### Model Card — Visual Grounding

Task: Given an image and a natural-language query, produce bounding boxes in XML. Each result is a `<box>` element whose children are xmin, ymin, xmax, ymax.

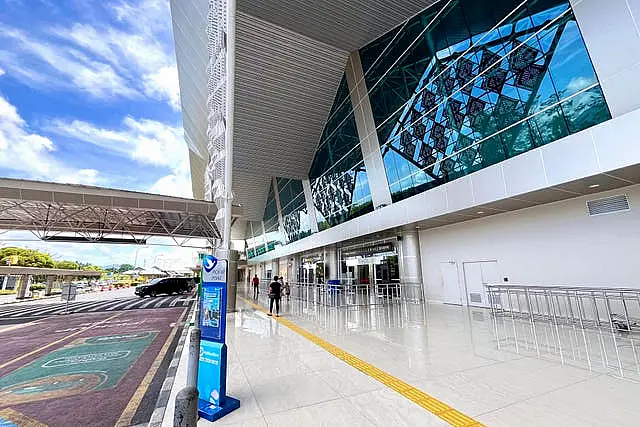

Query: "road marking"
<box><xmin>115</xmin><ymin>307</ymin><xmax>188</xmax><ymax>427</ymax></box>
<box><xmin>86</xmin><ymin>299</ymin><xmax>127</xmax><ymax>312</ymax></box>
<box><xmin>169</xmin><ymin>296</ymin><xmax>182</xmax><ymax>307</ymax></box>
<box><xmin>106</xmin><ymin>299</ymin><xmax>139</xmax><ymax>311</ymax></box>
<box><xmin>152</xmin><ymin>298</ymin><xmax>169</xmax><ymax>309</ymax></box>
<box><xmin>240</xmin><ymin>297</ymin><xmax>483</xmax><ymax>427</ymax></box>
<box><xmin>0</xmin><ymin>408</ymin><xmax>47</xmax><ymax>427</ymax></box>
<box><xmin>138</xmin><ymin>297</ymin><xmax>160</xmax><ymax>309</ymax></box>
<box><xmin>122</xmin><ymin>298</ymin><xmax>145</xmax><ymax>310</ymax></box>
<box><xmin>0</xmin><ymin>312</ymin><xmax>123</xmax><ymax>370</ymax></box>
<box><xmin>0</xmin><ymin>320</ymin><xmax>40</xmax><ymax>334</ymax></box>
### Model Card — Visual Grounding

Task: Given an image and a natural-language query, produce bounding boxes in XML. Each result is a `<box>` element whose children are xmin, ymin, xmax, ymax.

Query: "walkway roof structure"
<box><xmin>0</xmin><ymin>265</ymin><xmax>102</xmax><ymax>277</ymax></box>
<box><xmin>171</xmin><ymin>0</ymin><xmax>439</xmax><ymax>220</ymax></box>
<box><xmin>0</xmin><ymin>178</ymin><xmax>242</xmax><ymax>245</ymax></box>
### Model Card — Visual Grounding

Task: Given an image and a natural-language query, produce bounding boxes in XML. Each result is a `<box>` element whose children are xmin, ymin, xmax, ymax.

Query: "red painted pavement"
<box><xmin>0</xmin><ymin>307</ymin><xmax>186</xmax><ymax>427</ymax></box>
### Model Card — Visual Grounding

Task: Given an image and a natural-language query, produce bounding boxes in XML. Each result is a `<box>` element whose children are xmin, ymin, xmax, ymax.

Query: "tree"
<box><xmin>54</xmin><ymin>260</ymin><xmax>79</xmax><ymax>270</ymax></box>
<box><xmin>117</xmin><ymin>263</ymin><xmax>134</xmax><ymax>273</ymax></box>
<box><xmin>0</xmin><ymin>247</ymin><xmax>55</xmax><ymax>268</ymax></box>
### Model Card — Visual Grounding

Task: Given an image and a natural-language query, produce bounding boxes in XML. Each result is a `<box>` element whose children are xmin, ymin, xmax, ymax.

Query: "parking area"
<box><xmin>0</xmin><ymin>307</ymin><xmax>187</xmax><ymax>427</ymax></box>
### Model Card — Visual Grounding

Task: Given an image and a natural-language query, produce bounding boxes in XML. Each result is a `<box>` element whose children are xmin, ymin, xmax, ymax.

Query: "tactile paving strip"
<box><xmin>240</xmin><ymin>297</ymin><xmax>484</xmax><ymax>427</ymax></box>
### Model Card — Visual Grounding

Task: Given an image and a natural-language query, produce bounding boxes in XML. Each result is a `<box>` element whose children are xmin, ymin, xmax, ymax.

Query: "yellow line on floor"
<box><xmin>240</xmin><ymin>297</ymin><xmax>483</xmax><ymax>427</ymax></box>
<box><xmin>0</xmin><ymin>312</ymin><xmax>123</xmax><ymax>370</ymax></box>
<box><xmin>115</xmin><ymin>307</ymin><xmax>187</xmax><ymax>427</ymax></box>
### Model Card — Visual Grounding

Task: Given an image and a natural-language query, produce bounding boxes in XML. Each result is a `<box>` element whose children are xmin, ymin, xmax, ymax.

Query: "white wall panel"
<box><xmin>502</xmin><ymin>151</ymin><xmax>547</xmax><ymax>196</ymax></box>
<box><xmin>541</xmin><ymin>130</ymin><xmax>599</xmax><ymax>186</ymax></box>
<box><xmin>470</xmin><ymin>165</ymin><xmax>506</xmax><ymax>205</ymax></box>
<box><xmin>445</xmin><ymin>176</ymin><xmax>475</xmax><ymax>211</ymax></box>
<box><xmin>592</xmin><ymin>108</ymin><xmax>640</xmax><ymax>171</ymax></box>
<box><xmin>420</xmin><ymin>185</ymin><xmax>640</xmax><ymax>302</ymax></box>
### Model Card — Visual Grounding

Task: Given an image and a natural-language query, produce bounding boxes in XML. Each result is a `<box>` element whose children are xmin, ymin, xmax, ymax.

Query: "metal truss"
<box><xmin>0</xmin><ymin>199</ymin><xmax>221</xmax><ymax>247</ymax></box>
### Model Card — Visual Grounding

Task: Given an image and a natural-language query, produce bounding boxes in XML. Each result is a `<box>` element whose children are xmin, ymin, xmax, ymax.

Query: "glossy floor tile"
<box><xmin>195</xmin><ymin>287</ymin><xmax>640</xmax><ymax>426</ymax></box>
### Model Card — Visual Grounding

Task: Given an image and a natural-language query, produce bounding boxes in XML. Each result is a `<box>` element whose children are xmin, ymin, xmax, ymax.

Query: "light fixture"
<box><xmin>477</xmin><ymin>211</ymin><xmax>485</xmax><ymax>214</ymax></box>
<box><xmin>588</xmin><ymin>184</ymin><xmax>600</xmax><ymax>189</ymax></box>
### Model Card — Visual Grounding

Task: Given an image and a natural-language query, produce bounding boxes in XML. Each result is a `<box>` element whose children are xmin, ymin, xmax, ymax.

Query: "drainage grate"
<box><xmin>587</xmin><ymin>194</ymin><xmax>630</xmax><ymax>216</ymax></box>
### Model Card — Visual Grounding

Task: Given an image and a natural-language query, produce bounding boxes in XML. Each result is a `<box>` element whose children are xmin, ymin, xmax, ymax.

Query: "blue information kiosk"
<box><xmin>198</xmin><ymin>255</ymin><xmax>241</xmax><ymax>421</ymax></box>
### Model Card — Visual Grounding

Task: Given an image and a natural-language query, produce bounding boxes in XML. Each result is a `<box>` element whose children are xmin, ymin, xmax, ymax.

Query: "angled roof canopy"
<box><xmin>0</xmin><ymin>178</ymin><xmax>244</xmax><ymax>245</ymax></box>
<box><xmin>171</xmin><ymin>0</ymin><xmax>441</xmax><ymax>221</ymax></box>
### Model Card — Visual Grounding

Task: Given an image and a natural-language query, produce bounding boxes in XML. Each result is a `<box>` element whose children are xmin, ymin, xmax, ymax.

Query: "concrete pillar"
<box><xmin>323</xmin><ymin>245</ymin><xmax>339</xmax><ymax>282</ymax></box>
<box><xmin>1</xmin><ymin>275</ymin><xmax>7</xmax><ymax>290</ymax></box>
<box><xmin>399</xmin><ymin>232</ymin><xmax>423</xmax><ymax>285</ymax></box>
<box><xmin>289</xmin><ymin>255</ymin><xmax>299</xmax><ymax>283</ymax></box>
<box><xmin>16</xmin><ymin>274</ymin><xmax>31</xmax><ymax>299</ymax></box>
<box><xmin>270</xmin><ymin>259</ymin><xmax>278</xmax><ymax>278</ymax></box>
<box><xmin>302</xmin><ymin>179</ymin><xmax>319</xmax><ymax>233</ymax></box>
<box><xmin>345</xmin><ymin>50</ymin><xmax>393</xmax><ymax>209</ymax></box>
<box><xmin>45</xmin><ymin>275</ymin><xmax>55</xmax><ymax>296</ymax></box>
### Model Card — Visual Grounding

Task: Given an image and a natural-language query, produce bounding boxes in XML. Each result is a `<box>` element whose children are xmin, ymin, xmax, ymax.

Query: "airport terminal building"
<box><xmin>173</xmin><ymin>0</ymin><xmax>640</xmax><ymax>307</ymax></box>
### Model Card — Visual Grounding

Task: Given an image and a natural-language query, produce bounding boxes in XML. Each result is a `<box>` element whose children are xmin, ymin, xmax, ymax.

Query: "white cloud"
<box><xmin>0</xmin><ymin>0</ymin><xmax>180</xmax><ymax>109</ymax></box>
<box><xmin>44</xmin><ymin>115</ymin><xmax>192</xmax><ymax>197</ymax></box>
<box><xmin>0</xmin><ymin>94</ymin><xmax>100</xmax><ymax>185</ymax></box>
<box><xmin>0</xmin><ymin>68</ymin><xmax>5</xmax><ymax>77</ymax></box>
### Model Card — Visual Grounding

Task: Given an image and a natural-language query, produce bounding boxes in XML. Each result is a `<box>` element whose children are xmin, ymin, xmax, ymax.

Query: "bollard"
<box><xmin>174</xmin><ymin>386</ymin><xmax>198</xmax><ymax>427</ymax></box>
<box><xmin>174</xmin><ymin>297</ymin><xmax>202</xmax><ymax>425</ymax></box>
<box><xmin>186</xmin><ymin>327</ymin><xmax>201</xmax><ymax>388</ymax></box>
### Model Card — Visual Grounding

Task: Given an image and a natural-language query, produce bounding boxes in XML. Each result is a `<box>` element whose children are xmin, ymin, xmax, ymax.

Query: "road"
<box><xmin>0</xmin><ymin>289</ymin><xmax>193</xmax><ymax>427</ymax></box>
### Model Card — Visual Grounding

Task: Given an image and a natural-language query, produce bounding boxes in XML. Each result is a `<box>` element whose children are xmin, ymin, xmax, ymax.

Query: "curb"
<box><xmin>148</xmin><ymin>304</ymin><xmax>195</xmax><ymax>427</ymax></box>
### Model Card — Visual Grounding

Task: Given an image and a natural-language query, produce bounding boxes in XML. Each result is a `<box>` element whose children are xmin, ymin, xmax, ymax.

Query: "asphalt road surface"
<box><xmin>0</xmin><ymin>292</ymin><xmax>192</xmax><ymax>427</ymax></box>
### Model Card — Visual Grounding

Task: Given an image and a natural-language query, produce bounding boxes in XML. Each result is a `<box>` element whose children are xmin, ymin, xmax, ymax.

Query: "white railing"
<box><xmin>487</xmin><ymin>284</ymin><xmax>640</xmax><ymax>333</ymax></box>
<box><xmin>257</xmin><ymin>279</ymin><xmax>424</xmax><ymax>308</ymax></box>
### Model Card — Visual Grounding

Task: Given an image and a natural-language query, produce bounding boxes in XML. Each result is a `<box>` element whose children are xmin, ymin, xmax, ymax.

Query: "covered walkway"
<box><xmin>163</xmin><ymin>286</ymin><xmax>640</xmax><ymax>426</ymax></box>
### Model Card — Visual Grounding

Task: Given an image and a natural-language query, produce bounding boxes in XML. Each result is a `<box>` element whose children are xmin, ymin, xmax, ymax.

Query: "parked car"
<box><xmin>134</xmin><ymin>277</ymin><xmax>195</xmax><ymax>297</ymax></box>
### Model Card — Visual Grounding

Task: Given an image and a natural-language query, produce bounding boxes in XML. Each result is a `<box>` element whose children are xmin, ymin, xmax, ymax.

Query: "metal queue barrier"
<box><xmin>487</xmin><ymin>284</ymin><xmax>640</xmax><ymax>333</ymax></box>
<box><xmin>256</xmin><ymin>279</ymin><xmax>424</xmax><ymax>308</ymax></box>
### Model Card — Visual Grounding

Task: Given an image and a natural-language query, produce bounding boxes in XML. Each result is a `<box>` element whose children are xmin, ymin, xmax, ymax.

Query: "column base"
<box><xmin>198</xmin><ymin>396</ymin><xmax>240</xmax><ymax>422</ymax></box>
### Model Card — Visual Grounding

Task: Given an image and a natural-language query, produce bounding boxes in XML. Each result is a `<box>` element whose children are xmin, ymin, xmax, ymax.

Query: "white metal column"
<box><xmin>345</xmin><ymin>50</ymin><xmax>393</xmax><ymax>208</ymax></box>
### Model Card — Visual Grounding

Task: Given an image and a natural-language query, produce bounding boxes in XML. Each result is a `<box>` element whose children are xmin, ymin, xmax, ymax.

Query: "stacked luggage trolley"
<box><xmin>486</xmin><ymin>284</ymin><xmax>640</xmax><ymax>333</ymax></box>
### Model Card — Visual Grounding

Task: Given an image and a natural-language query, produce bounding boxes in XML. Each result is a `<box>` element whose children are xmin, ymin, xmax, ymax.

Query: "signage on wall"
<box><xmin>342</xmin><ymin>242</ymin><xmax>395</xmax><ymax>259</ymax></box>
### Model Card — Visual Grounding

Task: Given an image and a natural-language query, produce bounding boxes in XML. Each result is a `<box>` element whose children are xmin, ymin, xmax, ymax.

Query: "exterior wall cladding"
<box><xmin>247</xmin><ymin>0</ymin><xmax>640</xmax><ymax>270</ymax></box>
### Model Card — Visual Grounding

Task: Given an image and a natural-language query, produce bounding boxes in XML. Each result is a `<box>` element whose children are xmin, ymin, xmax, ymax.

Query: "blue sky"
<box><xmin>0</xmin><ymin>0</ymin><xmax>201</xmax><ymax>266</ymax></box>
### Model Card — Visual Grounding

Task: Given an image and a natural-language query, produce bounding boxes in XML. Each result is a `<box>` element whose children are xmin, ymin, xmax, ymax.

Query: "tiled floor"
<box><xmin>167</xmin><ymin>287</ymin><xmax>640</xmax><ymax>426</ymax></box>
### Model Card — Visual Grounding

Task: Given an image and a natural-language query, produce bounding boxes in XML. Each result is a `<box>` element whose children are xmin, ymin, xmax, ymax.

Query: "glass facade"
<box><xmin>309</xmin><ymin>76</ymin><xmax>374</xmax><ymax>230</ymax></box>
<box><xmin>247</xmin><ymin>0</ymin><xmax>612</xmax><ymax>257</ymax></box>
<box><xmin>277</xmin><ymin>178</ymin><xmax>313</xmax><ymax>243</ymax></box>
<box><xmin>360</xmin><ymin>0</ymin><xmax>610</xmax><ymax>201</ymax></box>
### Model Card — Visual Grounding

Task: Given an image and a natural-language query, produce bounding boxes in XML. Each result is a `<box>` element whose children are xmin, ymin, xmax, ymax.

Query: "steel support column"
<box><xmin>345</xmin><ymin>50</ymin><xmax>393</xmax><ymax>209</ymax></box>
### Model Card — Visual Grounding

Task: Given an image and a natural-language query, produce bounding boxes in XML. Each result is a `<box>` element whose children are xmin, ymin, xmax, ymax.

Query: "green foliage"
<box><xmin>0</xmin><ymin>247</ymin><xmax>102</xmax><ymax>272</ymax></box>
<box><xmin>30</xmin><ymin>284</ymin><xmax>46</xmax><ymax>291</ymax></box>
<box><xmin>53</xmin><ymin>260</ymin><xmax>79</xmax><ymax>270</ymax></box>
<box><xmin>0</xmin><ymin>247</ymin><xmax>55</xmax><ymax>268</ymax></box>
<box><xmin>117</xmin><ymin>263</ymin><xmax>134</xmax><ymax>273</ymax></box>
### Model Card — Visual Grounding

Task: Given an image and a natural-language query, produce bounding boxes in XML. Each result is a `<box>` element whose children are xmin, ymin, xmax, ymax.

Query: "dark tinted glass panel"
<box><xmin>360</xmin><ymin>0</ymin><xmax>610</xmax><ymax>202</ymax></box>
<box><xmin>309</xmin><ymin>74</ymin><xmax>373</xmax><ymax>229</ymax></box>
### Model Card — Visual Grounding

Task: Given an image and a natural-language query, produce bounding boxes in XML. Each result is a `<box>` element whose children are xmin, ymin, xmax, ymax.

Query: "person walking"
<box><xmin>252</xmin><ymin>274</ymin><xmax>260</xmax><ymax>299</ymax></box>
<box><xmin>268</xmin><ymin>275</ymin><xmax>281</xmax><ymax>317</ymax></box>
<box><xmin>283</xmin><ymin>281</ymin><xmax>291</xmax><ymax>301</ymax></box>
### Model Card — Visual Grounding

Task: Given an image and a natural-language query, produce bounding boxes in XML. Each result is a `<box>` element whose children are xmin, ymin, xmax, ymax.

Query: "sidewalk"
<box><xmin>161</xmin><ymin>295</ymin><xmax>444</xmax><ymax>427</ymax></box>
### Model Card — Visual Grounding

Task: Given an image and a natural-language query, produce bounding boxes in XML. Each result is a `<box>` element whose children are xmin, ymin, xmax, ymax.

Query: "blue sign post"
<box><xmin>197</xmin><ymin>255</ymin><xmax>240</xmax><ymax>421</ymax></box>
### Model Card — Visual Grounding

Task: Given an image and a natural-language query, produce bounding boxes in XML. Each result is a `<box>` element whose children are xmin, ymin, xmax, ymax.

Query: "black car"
<box><xmin>135</xmin><ymin>277</ymin><xmax>195</xmax><ymax>297</ymax></box>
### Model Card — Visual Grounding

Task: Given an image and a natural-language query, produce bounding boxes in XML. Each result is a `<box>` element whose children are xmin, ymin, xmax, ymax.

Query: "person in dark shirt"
<box><xmin>267</xmin><ymin>275</ymin><xmax>281</xmax><ymax>317</ymax></box>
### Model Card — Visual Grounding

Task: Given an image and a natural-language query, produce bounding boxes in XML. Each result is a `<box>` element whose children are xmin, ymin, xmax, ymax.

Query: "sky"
<box><xmin>0</xmin><ymin>0</ymin><xmax>202</xmax><ymax>267</ymax></box>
